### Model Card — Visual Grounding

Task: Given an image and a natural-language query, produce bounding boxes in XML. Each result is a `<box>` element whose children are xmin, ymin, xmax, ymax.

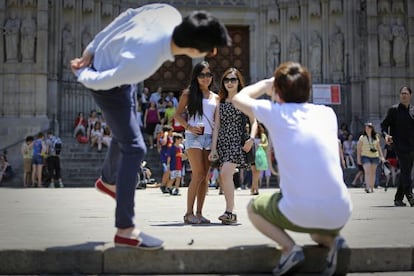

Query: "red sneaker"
<box><xmin>114</xmin><ymin>232</ymin><xmax>164</xmax><ymax>250</ymax></box>
<box><xmin>95</xmin><ymin>178</ymin><xmax>116</xmax><ymax>199</ymax></box>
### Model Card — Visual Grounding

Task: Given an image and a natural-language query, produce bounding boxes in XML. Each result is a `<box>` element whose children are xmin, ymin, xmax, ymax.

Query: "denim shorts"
<box><xmin>32</xmin><ymin>155</ymin><xmax>44</xmax><ymax>165</ymax></box>
<box><xmin>361</xmin><ymin>156</ymin><xmax>379</xmax><ymax>165</ymax></box>
<box><xmin>184</xmin><ymin>133</ymin><xmax>212</xmax><ymax>150</ymax></box>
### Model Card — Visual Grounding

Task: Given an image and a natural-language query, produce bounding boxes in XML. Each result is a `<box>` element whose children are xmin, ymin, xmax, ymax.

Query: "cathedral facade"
<box><xmin>1</xmin><ymin>0</ymin><xmax>413</xmax><ymax>150</ymax></box>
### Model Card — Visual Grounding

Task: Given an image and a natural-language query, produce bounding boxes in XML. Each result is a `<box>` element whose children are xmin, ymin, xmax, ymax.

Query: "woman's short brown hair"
<box><xmin>273</xmin><ymin>62</ymin><xmax>311</xmax><ymax>103</ymax></box>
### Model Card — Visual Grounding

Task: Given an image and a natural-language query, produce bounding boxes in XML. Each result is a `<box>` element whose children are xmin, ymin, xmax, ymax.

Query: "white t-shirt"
<box><xmin>252</xmin><ymin>100</ymin><xmax>352</xmax><ymax>229</ymax></box>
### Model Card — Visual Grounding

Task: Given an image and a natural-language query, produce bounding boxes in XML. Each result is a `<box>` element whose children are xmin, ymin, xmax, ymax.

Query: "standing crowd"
<box><xmin>20</xmin><ymin>130</ymin><xmax>63</xmax><ymax>188</ymax></box>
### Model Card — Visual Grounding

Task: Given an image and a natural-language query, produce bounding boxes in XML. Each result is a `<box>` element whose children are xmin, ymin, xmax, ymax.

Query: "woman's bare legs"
<box><xmin>186</xmin><ymin>148</ymin><xmax>209</xmax><ymax>219</ymax></box>
<box><xmin>220</xmin><ymin>162</ymin><xmax>237</xmax><ymax>212</ymax></box>
<box><xmin>251</xmin><ymin>165</ymin><xmax>260</xmax><ymax>195</ymax></box>
<box><xmin>196</xmin><ymin>150</ymin><xmax>211</xmax><ymax>214</ymax></box>
<box><xmin>363</xmin><ymin>163</ymin><xmax>377</xmax><ymax>192</ymax></box>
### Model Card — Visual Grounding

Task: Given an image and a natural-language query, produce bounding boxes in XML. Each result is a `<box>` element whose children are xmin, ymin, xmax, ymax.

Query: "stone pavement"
<box><xmin>0</xmin><ymin>186</ymin><xmax>413</xmax><ymax>275</ymax></box>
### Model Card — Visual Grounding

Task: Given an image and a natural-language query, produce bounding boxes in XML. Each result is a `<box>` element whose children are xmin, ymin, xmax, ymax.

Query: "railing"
<box><xmin>59</xmin><ymin>80</ymin><xmax>99</xmax><ymax>135</ymax></box>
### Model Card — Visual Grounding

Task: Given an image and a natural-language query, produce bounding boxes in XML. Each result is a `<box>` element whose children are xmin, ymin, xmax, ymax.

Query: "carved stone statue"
<box><xmin>309</xmin><ymin>30</ymin><xmax>322</xmax><ymax>76</ymax></box>
<box><xmin>288</xmin><ymin>33</ymin><xmax>301</xmax><ymax>62</ymax></box>
<box><xmin>330</xmin><ymin>25</ymin><xmax>344</xmax><ymax>72</ymax></box>
<box><xmin>378</xmin><ymin>18</ymin><xmax>393</xmax><ymax>67</ymax></box>
<box><xmin>20</xmin><ymin>11</ymin><xmax>37</xmax><ymax>62</ymax></box>
<box><xmin>81</xmin><ymin>25</ymin><xmax>92</xmax><ymax>51</ymax></box>
<box><xmin>62</xmin><ymin>23</ymin><xmax>74</xmax><ymax>68</ymax></box>
<box><xmin>266</xmin><ymin>35</ymin><xmax>281</xmax><ymax>76</ymax></box>
<box><xmin>392</xmin><ymin>18</ymin><xmax>408</xmax><ymax>67</ymax></box>
<box><xmin>3</xmin><ymin>11</ymin><xmax>20</xmax><ymax>63</ymax></box>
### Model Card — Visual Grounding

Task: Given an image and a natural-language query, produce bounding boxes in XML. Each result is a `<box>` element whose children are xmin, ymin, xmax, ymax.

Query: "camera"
<box><xmin>370</xmin><ymin>148</ymin><xmax>377</xmax><ymax>153</ymax></box>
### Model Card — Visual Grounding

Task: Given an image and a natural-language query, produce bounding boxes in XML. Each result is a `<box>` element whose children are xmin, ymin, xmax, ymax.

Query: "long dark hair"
<box><xmin>364</xmin><ymin>123</ymin><xmax>378</xmax><ymax>141</ymax></box>
<box><xmin>187</xmin><ymin>61</ymin><xmax>213</xmax><ymax>118</ymax></box>
<box><xmin>218</xmin><ymin>67</ymin><xmax>245</xmax><ymax>103</ymax></box>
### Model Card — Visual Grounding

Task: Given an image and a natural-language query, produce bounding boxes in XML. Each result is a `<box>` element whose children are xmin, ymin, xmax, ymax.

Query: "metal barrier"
<box><xmin>59</xmin><ymin>80</ymin><xmax>99</xmax><ymax>135</ymax></box>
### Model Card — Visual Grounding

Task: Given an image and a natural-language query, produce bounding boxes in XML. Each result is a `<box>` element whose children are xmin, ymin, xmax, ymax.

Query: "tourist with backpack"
<box><xmin>46</xmin><ymin>130</ymin><xmax>64</xmax><ymax>188</ymax></box>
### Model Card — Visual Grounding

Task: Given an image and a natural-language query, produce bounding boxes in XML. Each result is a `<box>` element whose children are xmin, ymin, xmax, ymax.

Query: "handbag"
<box><xmin>242</xmin><ymin>132</ymin><xmax>256</xmax><ymax>164</ymax></box>
<box><xmin>246</xmin><ymin>143</ymin><xmax>256</xmax><ymax>164</ymax></box>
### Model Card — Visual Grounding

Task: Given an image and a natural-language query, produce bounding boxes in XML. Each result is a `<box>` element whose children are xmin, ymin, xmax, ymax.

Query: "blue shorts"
<box><xmin>32</xmin><ymin>155</ymin><xmax>44</xmax><ymax>165</ymax></box>
<box><xmin>184</xmin><ymin>133</ymin><xmax>212</xmax><ymax>150</ymax></box>
<box><xmin>361</xmin><ymin>156</ymin><xmax>379</xmax><ymax>165</ymax></box>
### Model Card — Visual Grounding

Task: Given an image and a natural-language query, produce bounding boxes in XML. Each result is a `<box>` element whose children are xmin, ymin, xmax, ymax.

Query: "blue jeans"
<box><xmin>90</xmin><ymin>85</ymin><xmax>146</xmax><ymax>229</ymax></box>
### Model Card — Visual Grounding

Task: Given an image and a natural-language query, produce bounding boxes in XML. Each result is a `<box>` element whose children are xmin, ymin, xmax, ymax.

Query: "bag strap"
<box><xmin>203</xmin><ymin>113</ymin><xmax>214</xmax><ymax>130</ymax></box>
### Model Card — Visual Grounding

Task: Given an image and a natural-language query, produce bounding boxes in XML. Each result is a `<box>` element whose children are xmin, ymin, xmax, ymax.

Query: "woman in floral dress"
<box><xmin>210</xmin><ymin>68</ymin><xmax>257</xmax><ymax>224</ymax></box>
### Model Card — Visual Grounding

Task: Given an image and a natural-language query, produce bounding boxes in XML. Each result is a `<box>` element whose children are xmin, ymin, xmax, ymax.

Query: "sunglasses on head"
<box><xmin>198</xmin><ymin>72</ymin><xmax>213</xmax><ymax>79</ymax></box>
<box><xmin>223</xmin><ymin>77</ymin><xmax>238</xmax><ymax>84</ymax></box>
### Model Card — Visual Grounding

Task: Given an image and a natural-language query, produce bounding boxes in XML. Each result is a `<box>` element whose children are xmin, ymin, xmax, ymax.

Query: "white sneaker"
<box><xmin>48</xmin><ymin>182</ymin><xmax>55</xmax><ymax>188</ymax></box>
<box><xmin>272</xmin><ymin>245</ymin><xmax>305</xmax><ymax>275</ymax></box>
<box><xmin>322</xmin><ymin>236</ymin><xmax>347</xmax><ymax>276</ymax></box>
<box><xmin>59</xmin><ymin>182</ymin><xmax>64</xmax><ymax>188</ymax></box>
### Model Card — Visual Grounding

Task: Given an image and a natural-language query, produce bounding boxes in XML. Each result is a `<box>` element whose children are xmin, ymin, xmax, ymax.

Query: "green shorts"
<box><xmin>251</xmin><ymin>192</ymin><xmax>341</xmax><ymax>236</ymax></box>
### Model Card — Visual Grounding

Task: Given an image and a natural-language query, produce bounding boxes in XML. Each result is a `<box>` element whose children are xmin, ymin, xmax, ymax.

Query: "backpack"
<box><xmin>49</xmin><ymin>136</ymin><xmax>62</xmax><ymax>155</ymax></box>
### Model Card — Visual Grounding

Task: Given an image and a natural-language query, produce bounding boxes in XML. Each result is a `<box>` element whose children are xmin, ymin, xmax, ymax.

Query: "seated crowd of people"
<box><xmin>73</xmin><ymin>110</ymin><xmax>112</xmax><ymax>152</ymax></box>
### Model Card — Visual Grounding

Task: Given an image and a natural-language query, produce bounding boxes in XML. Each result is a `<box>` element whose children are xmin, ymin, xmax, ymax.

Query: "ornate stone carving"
<box><xmin>63</xmin><ymin>0</ymin><xmax>75</xmax><ymax>9</ymax></box>
<box><xmin>391</xmin><ymin>0</ymin><xmax>404</xmax><ymax>14</ymax></box>
<box><xmin>309</xmin><ymin>0</ymin><xmax>321</xmax><ymax>17</ymax></box>
<box><xmin>288</xmin><ymin>4</ymin><xmax>299</xmax><ymax>20</ymax></box>
<box><xmin>288</xmin><ymin>33</ymin><xmax>301</xmax><ymax>62</ymax></box>
<box><xmin>7</xmin><ymin>0</ymin><xmax>18</xmax><ymax>7</ymax></box>
<box><xmin>309</xmin><ymin>30</ymin><xmax>322</xmax><ymax>77</ymax></box>
<box><xmin>378</xmin><ymin>0</ymin><xmax>391</xmax><ymax>14</ymax></box>
<box><xmin>22</xmin><ymin>0</ymin><xmax>35</xmax><ymax>7</ymax></box>
<box><xmin>4</xmin><ymin>11</ymin><xmax>20</xmax><ymax>63</ymax></box>
<box><xmin>83</xmin><ymin>0</ymin><xmax>94</xmax><ymax>13</ymax></box>
<box><xmin>20</xmin><ymin>11</ymin><xmax>37</xmax><ymax>63</ymax></box>
<box><xmin>102</xmin><ymin>2</ymin><xmax>113</xmax><ymax>17</ymax></box>
<box><xmin>268</xmin><ymin>9</ymin><xmax>279</xmax><ymax>24</ymax></box>
<box><xmin>330</xmin><ymin>25</ymin><xmax>344</xmax><ymax>72</ymax></box>
<box><xmin>378</xmin><ymin>17</ymin><xmax>392</xmax><ymax>67</ymax></box>
<box><xmin>266</xmin><ymin>35</ymin><xmax>280</xmax><ymax>76</ymax></box>
<box><xmin>330</xmin><ymin>0</ymin><xmax>342</xmax><ymax>14</ymax></box>
<box><xmin>392</xmin><ymin>17</ymin><xmax>407</xmax><ymax>67</ymax></box>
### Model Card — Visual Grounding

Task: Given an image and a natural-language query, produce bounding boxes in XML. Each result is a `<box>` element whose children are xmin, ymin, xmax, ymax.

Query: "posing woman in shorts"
<box><xmin>174</xmin><ymin>61</ymin><xmax>218</xmax><ymax>224</ymax></box>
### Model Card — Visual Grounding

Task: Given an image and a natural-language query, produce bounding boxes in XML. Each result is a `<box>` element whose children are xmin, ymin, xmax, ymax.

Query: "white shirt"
<box><xmin>186</xmin><ymin>95</ymin><xmax>217</xmax><ymax>135</ymax></box>
<box><xmin>252</xmin><ymin>100</ymin><xmax>352</xmax><ymax>229</ymax></box>
<box><xmin>77</xmin><ymin>4</ymin><xmax>181</xmax><ymax>90</ymax></box>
